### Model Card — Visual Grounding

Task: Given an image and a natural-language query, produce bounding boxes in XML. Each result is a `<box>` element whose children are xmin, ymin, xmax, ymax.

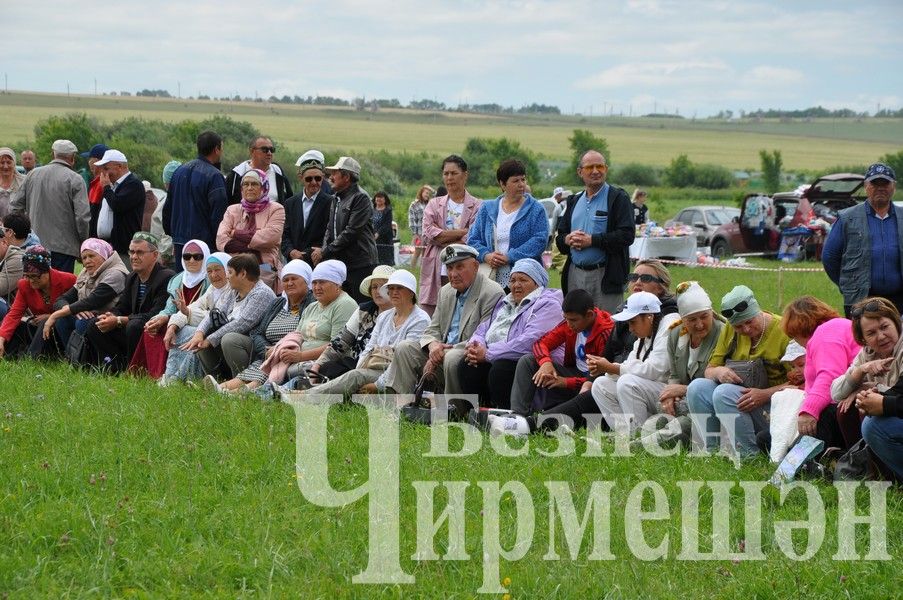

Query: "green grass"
<box><xmin>0</xmin><ymin>360</ymin><xmax>899</xmax><ymax>598</ymax></box>
<box><xmin>0</xmin><ymin>92</ymin><xmax>899</xmax><ymax>172</ymax></box>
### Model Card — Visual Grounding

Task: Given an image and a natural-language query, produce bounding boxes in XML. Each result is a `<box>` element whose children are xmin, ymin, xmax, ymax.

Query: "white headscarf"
<box><xmin>311</xmin><ymin>259</ymin><xmax>347</xmax><ymax>286</ymax></box>
<box><xmin>206</xmin><ymin>252</ymin><xmax>232</xmax><ymax>305</ymax></box>
<box><xmin>181</xmin><ymin>239</ymin><xmax>211</xmax><ymax>289</ymax></box>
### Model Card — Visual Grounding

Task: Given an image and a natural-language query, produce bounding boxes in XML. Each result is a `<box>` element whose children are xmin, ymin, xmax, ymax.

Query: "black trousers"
<box><xmin>534</xmin><ymin>389</ymin><xmax>610</xmax><ymax>432</ymax></box>
<box><xmin>5</xmin><ymin>321</ymin><xmax>63</xmax><ymax>359</ymax></box>
<box><xmin>343</xmin><ymin>263</ymin><xmax>376</xmax><ymax>304</ymax></box>
<box><xmin>458</xmin><ymin>358</ymin><xmax>519</xmax><ymax>409</ymax></box>
<box><xmin>85</xmin><ymin>316</ymin><xmax>148</xmax><ymax>373</ymax></box>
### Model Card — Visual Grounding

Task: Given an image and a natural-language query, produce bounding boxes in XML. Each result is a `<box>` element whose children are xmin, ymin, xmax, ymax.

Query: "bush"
<box><xmin>32</xmin><ymin>113</ymin><xmax>104</xmax><ymax>164</ymax></box>
<box><xmin>611</xmin><ymin>162</ymin><xmax>660</xmax><ymax>187</ymax></box>
<box><xmin>463</xmin><ymin>137</ymin><xmax>540</xmax><ymax>187</ymax></box>
<box><xmin>556</xmin><ymin>129</ymin><xmax>611</xmax><ymax>187</ymax></box>
<box><xmin>663</xmin><ymin>154</ymin><xmax>695</xmax><ymax>188</ymax></box>
<box><xmin>880</xmin><ymin>149</ymin><xmax>903</xmax><ymax>179</ymax></box>
<box><xmin>663</xmin><ymin>154</ymin><xmax>734</xmax><ymax>189</ymax></box>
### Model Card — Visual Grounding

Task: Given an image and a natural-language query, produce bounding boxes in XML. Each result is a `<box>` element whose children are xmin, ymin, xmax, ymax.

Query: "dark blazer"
<box><xmin>281</xmin><ymin>190</ymin><xmax>334</xmax><ymax>263</ymax></box>
<box><xmin>555</xmin><ymin>183</ymin><xmax>635</xmax><ymax>295</ymax></box>
<box><xmin>102</xmin><ymin>172</ymin><xmax>146</xmax><ymax>254</ymax></box>
<box><xmin>111</xmin><ymin>263</ymin><xmax>175</xmax><ymax>321</ymax></box>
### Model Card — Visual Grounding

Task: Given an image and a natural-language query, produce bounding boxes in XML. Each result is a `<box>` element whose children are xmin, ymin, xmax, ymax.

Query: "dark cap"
<box><xmin>865</xmin><ymin>163</ymin><xmax>896</xmax><ymax>183</ymax></box>
<box><xmin>80</xmin><ymin>144</ymin><xmax>109</xmax><ymax>160</ymax></box>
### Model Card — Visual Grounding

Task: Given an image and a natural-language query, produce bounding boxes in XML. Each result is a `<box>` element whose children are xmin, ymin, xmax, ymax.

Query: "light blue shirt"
<box><xmin>302</xmin><ymin>192</ymin><xmax>317</xmax><ymax>225</ymax></box>
<box><xmin>445</xmin><ymin>286</ymin><xmax>472</xmax><ymax>345</ymax></box>
<box><xmin>570</xmin><ymin>183</ymin><xmax>609</xmax><ymax>267</ymax></box>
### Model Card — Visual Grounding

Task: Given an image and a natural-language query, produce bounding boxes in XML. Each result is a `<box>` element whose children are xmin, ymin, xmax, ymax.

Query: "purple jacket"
<box><xmin>468</xmin><ymin>287</ymin><xmax>564</xmax><ymax>362</ymax></box>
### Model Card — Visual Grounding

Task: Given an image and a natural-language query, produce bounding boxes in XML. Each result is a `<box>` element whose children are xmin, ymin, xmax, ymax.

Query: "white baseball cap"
<box><xmin>611</xmin><ymin>291</ymin><xmax>662</xmax><ymax>322</ymax></box>
<box><xmin>94</xmin><ymin>149</ymin><xmax>128</xmax><ymax>166</ymax></box>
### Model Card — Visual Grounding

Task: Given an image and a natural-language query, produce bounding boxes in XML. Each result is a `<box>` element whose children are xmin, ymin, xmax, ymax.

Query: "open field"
<box><xmin>0</xmin><ymin>92</ymin><xmax>899</xmax><ymax>171</ymax></box>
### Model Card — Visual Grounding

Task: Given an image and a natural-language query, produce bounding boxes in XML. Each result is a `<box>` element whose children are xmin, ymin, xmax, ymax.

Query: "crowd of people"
<box><xmin>0</xmin><ymin>132</ymin><xmax>900</xmax><ymax>482</ymax></box>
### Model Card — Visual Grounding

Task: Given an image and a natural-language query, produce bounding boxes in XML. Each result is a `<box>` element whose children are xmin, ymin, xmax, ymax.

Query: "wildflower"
<box><xmin>89</xmin><ymin>474</ymin><xmax>96</xmax><ymax>485</ymax></box>
<box><xmin>503</xmin><ymin>577</ymin><xmax>511</xmax><ymax>587</ymax></box>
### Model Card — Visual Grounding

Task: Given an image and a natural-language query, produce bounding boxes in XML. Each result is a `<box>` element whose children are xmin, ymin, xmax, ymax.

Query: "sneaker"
<box><xmin>157</xmin><ymin>375</ymin><xmax>171</xmax><ymax>388</ymax></box>
<box><xmin>488</xmin><ymin>414</ymin><xmax>530</xmax><ymax>437</ymax></box>
<box><xmin>202</xmin><ymin>374</ymin><xmax>222</xmax><ymax>393</ymax></box>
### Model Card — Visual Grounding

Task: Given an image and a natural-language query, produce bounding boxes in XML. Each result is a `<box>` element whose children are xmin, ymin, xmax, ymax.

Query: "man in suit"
<box><xmin>281</xmin><ymin>152</ymin><xmax>333</xmax><ymax>267</ymax></box>
<box><xmin>94</xmin><ymin>149</ymin><xmax>146</xmax><ymax>262</ymax></box>
<box><xmin>385</xmin><ymin>244</ymin><xmax>503</xmax><ymax>395</ymax></box>
<box><xmin>85</xmin><ymin>232</ymin><xmax>175</xmax><ymax>372</ymax></box>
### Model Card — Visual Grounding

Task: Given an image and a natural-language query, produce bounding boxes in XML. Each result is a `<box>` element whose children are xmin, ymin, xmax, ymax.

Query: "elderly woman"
<box><xmin>311</xmin><ymin>264</ymin><xmax>394</xmax><ymax>381</ymax></box>
<box><xmin>217</xmin><ymin>168</ymin><xmax>286</xmax><ymax>287</ymax></box>
<box><xmin>605</xmin><ymin>259</ymin><xmax>677</xmax><ymax>363</ymax></box>
<box><xmin>419</xmin><ymin>155</ymin><xmax>481</xmax><ymax>315</ymax></box>
<box><xmin>129</xmin><ymin>239</ymin><xmax>211</xmax><ymax>377</ymax></box>
<box><xmin>372</xmin><ymin>191</ymin><xmax>395</xmax><ymax>266</ymax></box>
<box><xmin>687</xmin><ymin>285</ymin><xmax>791</xmax><ymax>457</ymax></box>
<box><xmin>458</xmin><ymin>258</ymin><xmax>563</xmax><ymax>409</ymax></box>
<box><xmin>830</xmin><ymin>297</ymin><xmax>903</xmax><ymax>451</ymax></box>
<box><xmin>158</xmin><ymin>252</ymin><xmax>232</xmax><ymax>385</ymax></box>
<box><xmin>215</xmin><ymin>259</ymin><xmax>317</xmax><ymax>392</ymax></box>
<box><xmin>780</xmin><ymin>296</ymin><xmax>860</xmax><ymax>447</ymax></box>
<box><xmin>259</xmin><ymin>259</ymin><xmax>358</xmax><ymax>386</ymax></box>
<box><xmin>0</xmin><ymin>246</ymin><xmax>76</xmax><ymax>358</ymax></box>
<box><xmin>468</xmin><ymin>159</ymin><xmax>548</xmax><ymax>290</ymax></box>
<box><xmin>298</xmin><ymin>270</ymin><xmax>430</xmax><ymax>396</ymax></box>
<box><xmin>408</xmin><ymin>184</ymin><xmax>434</xmax><ymax>268</ymax></box>
<box><xmin>43</xmin><ymin>238</ymin><xmax>129</xmax><ymax>350</ymax></box>
<box><xmin>0</xmin><ymin>148</ymin><xmax>25</xmax><ymax>219</ymax></box>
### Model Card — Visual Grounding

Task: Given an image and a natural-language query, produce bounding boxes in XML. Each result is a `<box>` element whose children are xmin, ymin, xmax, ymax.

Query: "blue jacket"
<box><xmin>468</xmin><ymin>194</ymin><xmax>548</xmax><ymax>265</ymax></box>
<box><xmin>162</xmin><ymin>156</ymin><xmax>227</xmax><ymax>249</ymax></box>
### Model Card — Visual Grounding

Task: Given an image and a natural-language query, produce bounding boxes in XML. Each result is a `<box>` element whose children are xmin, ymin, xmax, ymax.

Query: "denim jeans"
<box><xmin>0</xmin><ymin>298</ymin><xmax>7</xmax><ymax>322</ymax></box>
<box><xmin>686</xmin><ymin>378</ymin><xmax>769</xmax><ymax>457</ymax></box>
<box><xmin>54</xmin><ymin>314</ymin><xmax>92</xmax><ymax>350</ymax></box>
<box><xmin>862</xmin><ymin>416</ymin><xmax>903</xmax><ymax>480</ymax></box>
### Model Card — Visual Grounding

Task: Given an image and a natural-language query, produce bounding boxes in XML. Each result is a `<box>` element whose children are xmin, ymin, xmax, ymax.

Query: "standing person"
<box><xmin>823</xmin><ymin>163</ymin><xmax>902</xmax><ymax>316</ymax></box>
<box><xmin>632</xmin><ymin>189</ymin><xmax>649</xmax><ymax>225</ymax></box>
<box><xmin>225</xmin><ymin>136</ymin><xmax>293</xmax><ymax>205</ymax></box>
<box><xmin>372</xmin><ymin>191</ymin><xmax>395</xmax><ymax>266</ymax></box>
<box><xmin>94</xmin><ymin>149</ymin><xmax>146</xmax><ymax>261</ymax></box>
<box><xmin>419</xmin><ymin>155</ymin><xmax>481</xmax><ymax>315</ymax></box>
<box><xmin>555</xmin><ymin>150</ymin><xmax>634</xmax><ymax>314</ymax></box>
<box><xmin>162</xmin><ymin>131</ymin><xmax>227</xmax><ymax>270</ymax></box>
<box><xmin>312</xmin><ymin>156</ymin><xmax>377</xmax><ymax>303</ymax></box>
<box><xmin>282</xmin><ymin>152</ymin><xmax>332</xmax><ymax>267</ymax></box>
<box><xmin>151</xmin><ymin>160</ymin><xmax>181</xmax><ymax>267</ymax></box>
<box><xmin>20</xmin><ymin>150</ymin><xmax>38</xmax><ymax>174</ymax></box>
<box><xmin>0</xmin><ymin>148</ymin><xmax>25</xmax><ymax>219</ymax></box>
<box><xmin>408</xmin><ymin>184</ymin><xmax>433</xmax><ymax>268</ymax></box>
<box><xmin>80</xmin><ymin>144</ymin><xmax>109</xmax><ymax>237</ymax></box>
<box><xmin>10</xmin><ymin>139</ymin><xmax>90</xmax><ymax>273</ymax></box>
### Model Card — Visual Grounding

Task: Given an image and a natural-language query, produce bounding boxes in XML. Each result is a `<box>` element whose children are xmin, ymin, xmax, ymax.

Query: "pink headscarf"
<box><xmin>240</xmin><ymin>168</ymin><xmax>271</xmax><ymax>214</ymax></box>
<box><xmin>80</xmin><ymin>238</ymin><xmax>115</xmax><ymax>260</ymax></box>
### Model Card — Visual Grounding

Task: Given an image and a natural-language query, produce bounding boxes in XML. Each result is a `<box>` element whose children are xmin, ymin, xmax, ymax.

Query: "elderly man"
<box><xmin>0</xmin><ymin>148</ymin><xmax>25</xmax><ymax>219</ymax></box>
<box><xmin>555</xmin><ymin>149</ymin><xmax>634</xmax><ymax>314</ymax></box>
<box><xmin>225</xmin><ymin>135</ymin><xmax>293</xmax><ymax>205</ymax></box>
<box><xmin>385</xmin><ymin>244</ymin><xmax>503</xmax><ymax>396</ymax></box>
<box><xmin>313</xmin><ymin>156</ymin><xmax>377</xmax><ymax>302</ymax></box>
<box><xmin>84</xmin><ymin>232</ymin><xmax>175</xmax><ymax>372</ymax></box>
<box><xmin>10</xmin><ymin>139</ymin><xmax>89</xmax><ymax>273</ymax></box>
<box><xmin>20</xmin><ymin>150</ymin><xmax>37</xmax><ymax>174</ymax></box>
<box><xmin>282</xmin><ymin>150</ymin><xmax>334</xmax><ymax>267</ymax></box>
<box><xmin>94</xmin><ymin>149</ymin><xmax>145</xmax><ymax>260</ymax></box>
<box><xmin>823</xmin><ymin>163</ymin><xmax>903</xmax><ymax>316</ymax></box>
<box><xmin>163</xmin><ymin>131</ymin><xmax>227</xmax><ymax>269</ymax></box>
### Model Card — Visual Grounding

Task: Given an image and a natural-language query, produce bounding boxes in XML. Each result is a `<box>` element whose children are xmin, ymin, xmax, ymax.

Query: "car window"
<box><xmin>707</xmin><ymin>209</ymin><xmax>731</xmax><ymax>225</ymax></box>
<box><xmin>687</xmin><ymin>210</ymin><xmax>703</xmax><ymax>225</ymax></box>
<box><xmin>674</xmin><ymin>210</ymin><xmax>690</xmax><ymax>224</ymax></box>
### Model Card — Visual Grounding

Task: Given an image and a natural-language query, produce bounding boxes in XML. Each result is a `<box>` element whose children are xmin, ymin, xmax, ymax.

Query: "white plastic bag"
<box><xmin>768</xmin><ymin>388</ymin><xmax>806</xmax><ymax>463</ymax></box>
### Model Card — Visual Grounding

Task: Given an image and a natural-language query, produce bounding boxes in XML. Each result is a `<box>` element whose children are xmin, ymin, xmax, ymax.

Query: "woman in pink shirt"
<box><xmin>782</xmin><ymin>296</ymin><xmax>861</xmax><ymax>447</ymax></box>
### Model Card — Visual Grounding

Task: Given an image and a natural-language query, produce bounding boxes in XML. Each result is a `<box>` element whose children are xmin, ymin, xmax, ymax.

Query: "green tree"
<box><xmin>880</xmin><ymin>149</ymin><xmax>903</xmax><ymax>180</ymax></box>
<box><xmin>32</xmin><ymin>113</ymin><xmax>104</xmax><ymax>164</ymax></box>
<box><xmin>663</xmin><ymin>154</ymin><xmax>695</xmax><ymax>188</ymax></box>
<box><xmin>558</xmin><ymin>129</ymin><xmax>611</xmax><ymax>186</ymax></box>
<box><xmin>462</xmin><ymin>137</ymin><xmax>539</xmax><ymax>188</ymax></box>
<box><xmin>759</xmin><ymin>149</ymin><xmax>783</xmax><ymax>193</ymax></box>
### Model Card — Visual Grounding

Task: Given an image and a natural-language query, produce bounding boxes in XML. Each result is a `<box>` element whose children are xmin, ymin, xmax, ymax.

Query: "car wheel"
<box><xmin>711</xmin><ymin>238</ymin><xmax>731</xmax><ymax>259</ymax></box>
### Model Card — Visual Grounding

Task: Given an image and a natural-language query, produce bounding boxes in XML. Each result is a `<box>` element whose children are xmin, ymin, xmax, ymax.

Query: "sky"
<box><xmin>5</xmin><ymin>0</ymin><xmax>902</xmax><ymax>117</ymax></box>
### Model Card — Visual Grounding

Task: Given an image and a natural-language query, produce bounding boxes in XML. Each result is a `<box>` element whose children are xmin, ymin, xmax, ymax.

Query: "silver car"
<box><xmin>665</xmin><ymin>205</ymin><xmax>741</xmax><ymax>247</ymax></box>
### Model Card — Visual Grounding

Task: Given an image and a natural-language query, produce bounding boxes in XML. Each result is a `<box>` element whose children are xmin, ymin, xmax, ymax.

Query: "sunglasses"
<box><xmin>721</xmin><ymin>300</ymin><xmax>750</xmax><ymax>319</ymax></box>
<box><xmin>850</xmin><ymin>300</ymin><xmax>883</xmax><ymax>319</ymax></box>
<box><xmin>255</xmin><ymin>146</ymin><xmax>276</xmax><ymax>153</ymax></box>
<box><xmin>628</xmin><ymin>273</ymin><xmax>664</xmax><ymax>284</ymax></box>
<box><xmin>304</xmin><ymin>175</ymin><xmax>323</xmax><ymax>183</ymax></box>
<box><xmin>580</xmin><ymin>164</ymin><xmax>606</xmax><ymax>173</ymax></box>
<box><xmin>183</xmin><ymin>253</ymin><xmax>205</xmax><ymax>261</ymax></box>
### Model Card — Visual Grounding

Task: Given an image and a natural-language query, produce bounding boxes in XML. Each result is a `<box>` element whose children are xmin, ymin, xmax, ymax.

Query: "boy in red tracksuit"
<box><xmin>508</xmin><ymin>289</ymin><xmax>613</xmax><ymax>415</ymax></box>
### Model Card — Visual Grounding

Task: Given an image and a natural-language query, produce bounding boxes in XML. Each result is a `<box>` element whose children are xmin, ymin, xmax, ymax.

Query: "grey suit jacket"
<box><xmin>667</xmin><ymin>316</ymin><xmax>726</xmax><ymax>384</ymax></box>
<box><xmin>420</xmin><ymin>273</ymin><xmax>504</xmax><ymax>349</ymax></box>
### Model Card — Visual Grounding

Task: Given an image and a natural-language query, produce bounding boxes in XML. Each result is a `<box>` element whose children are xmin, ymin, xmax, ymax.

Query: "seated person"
<box><xmin>508</xmin><ymin>289</ymin><xmax>614</xmax><ymax>416</ymax></box>
<box><xmin>184</xmin><ymin>253</ymin><xmax>276</xmax><ymax>381</ymax></box>
<box><xmin>858</xmin><ymin>372</ymin><xmax>903</xmax><ymax>481</ymax></box>
<box><xmin>84</xmin><ymin>232</ymin><xmax>175</xmax><ymax>372</ymax></box>
<box><xmin>383</xmin><ymin>244</ymin><xmax>503</xmax><ymax>396</ymax></box>
<box><xmin>458</xmin><ymin>258</ymin><xmax>563</xmax><ymax>409</ymax></box>
<box><xmin>0</xmin><ymin>246</ymin><xmax>76</xmax><ymax>359</ymax></box>
<box><xmin>43</xmin><ymin>238</ymin><xmax>129</xmax><ymax>350</ymax></box>
<box><xmin>298</xmin><ymin>270</ymin><xmax>430</xmax><ymax>396</ymax></box>
<box><xmin>0</xmin><ymin>213</ymin><xmax>32</xmax><ymax>321</ymax></box>
<box><xmin>310</xmin><ymin>265</ymin><xmax>395</xmax><ymax>382</ymax></box>
<box><xmin>687</xmin><ymin>285</ymin><xmax>791</xmax><ymax>458</ymax></box>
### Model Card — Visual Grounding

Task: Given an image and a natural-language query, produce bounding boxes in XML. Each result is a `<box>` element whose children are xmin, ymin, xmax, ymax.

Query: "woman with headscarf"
<box><xmin>687</xmin><ymin>285</ymin><xmax>791</xmax><ymax>457</ymax></box>
<box><xmin>216</xmin><ymin>259</ymin><xmax>317</xmax><ymax>392</ymax></box>
<box><xmin>0</xmin><ymin>246</ymin><xmax>76</xmax><ymax>359</ymax></box>
<box><xmin>128</xmin><ymin>239</ymin><xmax>211</xmax><ymax>377</ymax></box>
<box><xmin>43</xmin><ymin>238</ymin><xmax>129</xmax><ymax>350</ymax></box>
<box><xmin>0</xmin><ymin>148</ymin><xmax>25</xmax><ymax>219</ymax></box>
<box><xmin>459</xmin><ymin>258</ymin><xmax>563</xmax><ymax>409</ymax></box>
<box><xmin>158</xmin><ymin>252</ymin><xmax>233</xmax><ymax>385</ymax></box>
<box><xmin>216</xmin><ymin>168</ymin><xmax>286</xmax><ymax>289</ymax></box>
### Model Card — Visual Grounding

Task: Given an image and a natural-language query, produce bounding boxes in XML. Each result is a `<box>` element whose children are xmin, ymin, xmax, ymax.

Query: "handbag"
<box><xmin>65</xmin><ymin>329</ymin><xmax>90</xmax><ymax>364</ymax></box>
<box><xmin>724</xmin><ymin>332</ymin><xmax>769</xmax><ymax>389</ymax></box>
<box><xmin>359</xmin><ymin>346</ymin><xmax>394</xmax><ymax>371</ymax></box>
<box><xmin>833</xmin><ymin>439</ymin><xmax>879</xmax><ymax>481</ymax></box>
<box><xmin>209</xmin><ymin>308</ymin><xmax>229</xmax><ymax>333</ymax></box>
<box><xmin>477</xmin><ymin>224</ymin><xmax>498</xmax><ymax>280</ymax></box>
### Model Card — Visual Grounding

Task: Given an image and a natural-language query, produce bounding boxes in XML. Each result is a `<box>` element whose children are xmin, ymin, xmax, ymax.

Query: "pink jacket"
<box><xmin>419</xmin><ymin>191</ymin><xmax>481</xmax><ymax>307</ymax></box>
<box><xmin>261</xmin><ymin>331</ymin><xmax>303</xmax><ymax>384</ymax></box>
<box><xmin>216</xmin><ymin>202</ymin><xmax>286</xmax><ymax>272</ymax></box>
<box><xmin>800</xmin><ymin>318</ymin><xmax>861</xmax><ymax>419</ymax></box>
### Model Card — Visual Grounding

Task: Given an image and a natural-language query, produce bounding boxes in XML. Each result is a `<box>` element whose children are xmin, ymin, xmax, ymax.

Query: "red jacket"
<box><xmin>0</xmin><ymin>269</ymin><xmax>77</xmax><ymax>341</ymax></box>
<box><xmin>532</xmin><ymin>307</ymin><xmax>614</xmax><ymax>390</ymax></box>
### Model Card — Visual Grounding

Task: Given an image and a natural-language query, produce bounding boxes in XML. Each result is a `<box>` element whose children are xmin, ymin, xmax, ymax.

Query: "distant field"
<box><xmin>0</xmin><ymin>92</ymin><xmax>899</xmax><ymax>171</ymax></box>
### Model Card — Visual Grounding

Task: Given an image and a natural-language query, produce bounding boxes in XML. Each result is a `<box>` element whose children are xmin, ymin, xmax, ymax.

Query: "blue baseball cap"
<box><xmin>865</xmin><ymin>163</ymin><xmax>896</xmax><ymax>183</ymax></box>
<box><xmin>80</xmin><ymin>143</ymin><xmax>109</xmax><ymax>160</ymax></box>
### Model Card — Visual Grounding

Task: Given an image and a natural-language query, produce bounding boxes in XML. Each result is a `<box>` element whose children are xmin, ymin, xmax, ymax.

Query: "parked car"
<box><xmin>664</xmin><ymin>205</ymin><xmax>740</xmax><ymax>247</ymax></box>
<box><xmin>708</xmin><ymin>173</ymin><xmax>865</xmax><ymax>258</ymax></box>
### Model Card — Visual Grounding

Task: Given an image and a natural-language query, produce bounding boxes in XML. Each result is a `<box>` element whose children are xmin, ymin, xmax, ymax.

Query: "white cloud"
<box><xmin>574</xmin><ymin>60</ymin><xmax>731</xmax><ymax>90</ymax></box>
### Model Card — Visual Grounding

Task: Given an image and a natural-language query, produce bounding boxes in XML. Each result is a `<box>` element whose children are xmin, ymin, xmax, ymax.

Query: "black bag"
<box><xmin>209</xmin><ymin>308</ymin><xmax>229</xmax><ymax>333</ymax></box>
<box><xmin>725</xmin><ymin>332</ymin><xmax>769</xmax><ymax>389</ymax></box>
<box><xmin>834</xmin><ymin>439</ymin><xmax>879</xmax><ymax>481</ymax></box>
<box><xmin>65</xmin><ymin>329</ymin><xmax>90</xmax><ymax>364</ymax></box>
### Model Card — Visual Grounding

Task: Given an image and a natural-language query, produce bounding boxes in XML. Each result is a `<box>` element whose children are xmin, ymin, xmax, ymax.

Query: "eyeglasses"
<box><xmin>254</xmin><ymin>146</ymin><xmax>276</xmax><ymax>153</ymax></box>
<box><xmin>580</xmin><ymin>164</ymin><xmax>606</xmax><ymax>173</ymax></box>
<box><xmin>850</xmin><ymin>300</ymin><xmax>883</xmax><ymax>319</ymax></box>
<box><xmin>721</xmin><ymin>300</ymin><xmax>750</xmax><ymax>319</ymax></box>
<box><xmin>628</xmin><ymin>273</ymin><xmax>664</xmax><ymax>284</ymax></box>
<box><xmin>304</xmin><ymin>175</ymin><xmax>323</xmax><ymax>183</ymax></box>
<box><xmin>183</xmin><ymin>253</ymin><xmax>204</xmax><ymax>261</ymax></box>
